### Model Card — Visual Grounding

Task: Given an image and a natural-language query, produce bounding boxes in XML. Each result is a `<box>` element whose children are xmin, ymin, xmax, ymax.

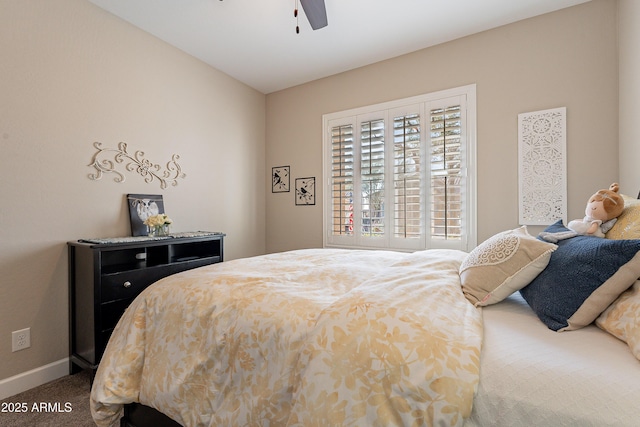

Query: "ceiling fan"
<box><xmin>299</xmin><ymin>0</ymin><xmax>328</xmax><ymax>30</ymax></box>
<box><xmin>295</xmin><ymin>0</ymin><xmax>328</xmax><ymax>32</ymax></box>
<box><xmin>218</xmin><ymin>0</ymin><xmax>327</xmax><ymax>32</ymax></box>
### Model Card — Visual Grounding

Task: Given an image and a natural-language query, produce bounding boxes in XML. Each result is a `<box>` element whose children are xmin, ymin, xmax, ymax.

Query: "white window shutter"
<box><xmin>323</xmin><ymin>85</ymin><xmax>476</xmax><ymax>251</ymax></box>
<box><xmin>328</xmin><ymin>118</ymin><xmax>356</xmax><ymax>246</ymax></box>
<box><xmin>389</xmin><ymin>105</ymin><xmax>425</xmax><ymax>250</ymax></box>
<box><xmin>359</xmin><ymin>116</ymin><xmax>386</xmax><ymax>245</ymax></box>
<box><xmin>427</xmin><ymin>96</ymin><xmax>468</xmax><ymax>249</ymax></box>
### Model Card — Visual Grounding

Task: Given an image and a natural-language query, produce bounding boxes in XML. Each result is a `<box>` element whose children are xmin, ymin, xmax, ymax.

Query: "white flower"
<box><xmin>144</xmin><ymin>214</ymin><xmax>172</xmax><ymax>227</ymax></box>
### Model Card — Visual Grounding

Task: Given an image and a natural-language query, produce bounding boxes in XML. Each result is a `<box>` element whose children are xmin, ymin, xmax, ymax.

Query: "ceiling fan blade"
<box><xmin>300</xmin><ymin>0</ymin><xmax>328</xmax><ymax>30</ymax></box>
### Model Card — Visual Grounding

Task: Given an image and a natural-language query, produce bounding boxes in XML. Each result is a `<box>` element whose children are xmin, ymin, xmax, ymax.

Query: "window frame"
<box><xmin>322</xmin><ymin>84</ymin><xmax>477</xmax><ymax>252</ymax></box>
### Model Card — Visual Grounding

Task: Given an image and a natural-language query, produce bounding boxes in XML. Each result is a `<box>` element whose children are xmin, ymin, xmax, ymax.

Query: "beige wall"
<box><xmin>0</xmin><ymin>0</ymin><xmax>266</xmax><ymax>380</ymax></box>
<box><xmin>2</xmin><ymin>0</ymin><xmax>631</xmax><ymax>392</ymax></box>
<box><xmin>619</xmin><ymin>0</ymin><xmax>640</xmax><ymax>194</ymax></box>
<box><xmin>265</xmin><ymin>0</ymin><xmax>619</xmax><ymax>254</ymax></box>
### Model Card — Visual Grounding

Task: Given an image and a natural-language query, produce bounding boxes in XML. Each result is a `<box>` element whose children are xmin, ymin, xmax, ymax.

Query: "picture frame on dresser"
<box><xmin>126</xmin><ymin>194</ymin><xmax>165</xmax><ymax>236</ymax></box>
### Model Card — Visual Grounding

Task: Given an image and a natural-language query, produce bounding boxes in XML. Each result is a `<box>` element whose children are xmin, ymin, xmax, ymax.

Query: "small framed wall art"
<box><xmin>295</xmin><ymin>177</ymin><xmax>316</xmax><ymax>206</ymax></box>
<box><xmin>272</xmin><ymin>166</ymin><xmax>290</xmax><ymax>193</ymax></box>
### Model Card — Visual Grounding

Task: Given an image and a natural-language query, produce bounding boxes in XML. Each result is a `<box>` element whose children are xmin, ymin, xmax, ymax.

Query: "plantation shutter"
<box><xmin>429</xmin><ymin>97</ymin><xmax>466</xmax><ymax>247</ymax></box>
<box><xmin>323</xmin><ymin>85</ymin><xmax>475</xmax><ymax>251</ymax></box>
<box><xmin>360</xmin><ymin>118</ymin><xmax>385</xmax><ymax>239</ymax></box>
<box><xmin>330</xmin><ymin>120</ymin><xmax>355</xmax><ymax>242</ymax></box>
<box><xmin>390</xmin><ymin>106</ymin><xmax>425</xmax><ymax>250</ymax></box>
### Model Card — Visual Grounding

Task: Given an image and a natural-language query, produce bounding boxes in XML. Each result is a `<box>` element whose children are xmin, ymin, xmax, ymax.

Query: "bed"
<box><xmin>90</xmin><ymin>196</ymin><xmax>640</xmax><ymax>427</ymax></box>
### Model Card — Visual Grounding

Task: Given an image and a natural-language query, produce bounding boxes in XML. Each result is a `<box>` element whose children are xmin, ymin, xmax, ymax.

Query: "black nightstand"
<box><xmin>68</xmin><ymin>232</ymin><xmax>225</xmax><ymax>375</ymax></box>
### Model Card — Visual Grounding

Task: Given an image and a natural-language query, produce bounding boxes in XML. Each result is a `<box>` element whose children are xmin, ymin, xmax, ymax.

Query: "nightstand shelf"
<box><xmin>68</xmin><ymin>232</ymin><xmax>225</xmax><ymax>375</ymax></box>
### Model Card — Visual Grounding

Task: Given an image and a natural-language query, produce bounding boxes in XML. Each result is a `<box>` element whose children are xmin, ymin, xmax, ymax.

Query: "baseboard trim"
<box><xmin>0</xmin><ymin>358</ymin><xmax>69</xmax><ymax>400</ymax></box>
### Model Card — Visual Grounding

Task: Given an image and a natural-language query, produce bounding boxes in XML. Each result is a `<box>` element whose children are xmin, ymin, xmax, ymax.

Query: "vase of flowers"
<box><xmin>144</xmin><ymin>213</ymin><xmax>173</xmax><ymax>237</ymax></box>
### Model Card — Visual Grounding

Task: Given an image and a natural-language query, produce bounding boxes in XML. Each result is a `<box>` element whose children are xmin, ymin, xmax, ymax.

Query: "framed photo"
<box><xmin>295</xmin><ymin>177</ymin><xmax>316</xmax><ymax>206</ymax></box>
<box><xmin>126</xmin><ymin>194</ymin><xmax>165</xmax><ymax>236</ymax></box>
<box><xmin>272</xmin><ymin>166</ymin><xmax>290</xmax><ymax>193</ymax></box>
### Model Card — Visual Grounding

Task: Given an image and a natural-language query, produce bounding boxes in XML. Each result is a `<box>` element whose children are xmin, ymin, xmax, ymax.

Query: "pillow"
<box><xmin>606</xmin><ymin>194</ymin><xmax>640</xmax><ymax>239</ymax></box>
<box><xmin>596</xmin><ymin>280</ymin><xmax>640</xmax><ymax>361</ymax></box>
<box><xmin>520</xmin><ymin>220</ymin><xmax>640</xmax><ymax>331</ymax></box>
<box><xmin>460</xmin><ymin>226</ymin><xmax>557</xmax><ymax>307</ymax></box>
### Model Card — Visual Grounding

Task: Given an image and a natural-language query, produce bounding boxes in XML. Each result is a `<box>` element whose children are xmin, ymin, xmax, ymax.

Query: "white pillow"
<box><xmin>460</xmin><ymin>226</ymin><xmax>557</xmax><ymax>307</ymax></box>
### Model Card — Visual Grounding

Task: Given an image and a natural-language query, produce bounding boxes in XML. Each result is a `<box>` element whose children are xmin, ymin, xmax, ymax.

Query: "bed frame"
<box><xmin>121</xmin><ymin>403</ymin><xmax>181</xmax><ymax>427</ymax></box>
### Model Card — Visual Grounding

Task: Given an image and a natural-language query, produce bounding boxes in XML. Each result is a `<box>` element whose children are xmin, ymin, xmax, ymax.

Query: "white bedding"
<box><xmin>467</xmin><ymin>293</ymin><xmax>640</xmax><ymax>427</ymax></box>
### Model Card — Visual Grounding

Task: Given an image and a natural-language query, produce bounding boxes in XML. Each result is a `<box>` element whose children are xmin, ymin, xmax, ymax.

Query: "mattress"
<box><xmin>466</xmin><ymin>293</ymin><xmax>640</xmax><ymax>427</ymax></box>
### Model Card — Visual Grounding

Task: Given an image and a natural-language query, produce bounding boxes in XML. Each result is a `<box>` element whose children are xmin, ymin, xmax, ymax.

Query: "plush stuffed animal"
<box><xmin>539</xmin><ymin>183</ymin><xmax>625</xmax><ymax>243</ymax></box>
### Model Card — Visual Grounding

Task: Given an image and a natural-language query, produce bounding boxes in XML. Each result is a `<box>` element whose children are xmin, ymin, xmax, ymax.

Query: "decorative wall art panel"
<box><xmin>88</xmin><ymin>141</ymin><xmax>185</xmax><ymax>189</ymax></box>
<box><xmin>518</xmin><ymin>107</ymin><xmax>567</xmax><ymax>225</ymax></box>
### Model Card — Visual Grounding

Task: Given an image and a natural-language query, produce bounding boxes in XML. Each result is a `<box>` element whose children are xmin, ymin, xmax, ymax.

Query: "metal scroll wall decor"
<box><xmin>517</xmin><ymin>107</ymin><xmax>567</xmax><ymax>225</ymax></box>
<box><xmin>88</xmin><ymin>141</ymin><xmax>186</xmax><ymax>189</ymax></box>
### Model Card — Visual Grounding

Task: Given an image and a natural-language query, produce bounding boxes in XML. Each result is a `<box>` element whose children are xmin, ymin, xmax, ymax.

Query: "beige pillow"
<box><xmin>596</xmin><ymin>280</ymin><xmax>640</xmax><ymax>361</ymax></box>
<box><xmin>606</xmin><ymin>194</ymin><xmax>640</xmax><ymax>240</ymax></box>
<box><xmin>460</xmin><ymin>226</ymin><xmax>557</xmax><ymax>307</ymax></box>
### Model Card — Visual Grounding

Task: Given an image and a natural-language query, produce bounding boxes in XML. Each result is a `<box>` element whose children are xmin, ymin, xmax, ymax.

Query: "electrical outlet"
<box><xmin>12</xmin><ymin>328</ymin><xmax>30</xmax><ymax>352</ymax></box>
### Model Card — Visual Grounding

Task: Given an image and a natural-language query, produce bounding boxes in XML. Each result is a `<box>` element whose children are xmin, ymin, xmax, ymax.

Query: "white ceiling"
<box><xmin>89</xmin><ymin>0</ymin><xmax>591</xmax><ymax>94</ymax></box>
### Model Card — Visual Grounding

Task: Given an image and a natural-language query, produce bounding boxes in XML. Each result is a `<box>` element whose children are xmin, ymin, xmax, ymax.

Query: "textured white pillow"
<box><xmin>460</xmin><ymin>226</ymin><xmax>557</xmax><ymax>307</ymax></box>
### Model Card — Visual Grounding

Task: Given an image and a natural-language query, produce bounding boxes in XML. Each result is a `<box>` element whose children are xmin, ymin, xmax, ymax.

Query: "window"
<box><xmin>323</xmin><ymin>85</ymin><xmax>476</xmax><ymax>252</ymax></box>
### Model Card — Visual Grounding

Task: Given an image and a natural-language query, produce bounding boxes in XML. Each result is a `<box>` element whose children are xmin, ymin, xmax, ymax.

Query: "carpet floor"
<box><xmin>0</xmin><ymin>370</ymin><xmax>94</xmax><ymax>426</ymax></box>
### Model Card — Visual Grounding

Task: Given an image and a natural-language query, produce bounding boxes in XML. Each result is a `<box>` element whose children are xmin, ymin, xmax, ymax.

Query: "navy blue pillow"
<box><xmin>520</xmin><ymin>220</ymin><xmax>640</xmax><ymax>331</ymax></box>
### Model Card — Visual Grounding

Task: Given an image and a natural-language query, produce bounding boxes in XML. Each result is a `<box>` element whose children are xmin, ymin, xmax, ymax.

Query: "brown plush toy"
<box><xmin>540</xmin><ymin>183</ymin><xmax>625</xmax><ymax>243</ymax></box>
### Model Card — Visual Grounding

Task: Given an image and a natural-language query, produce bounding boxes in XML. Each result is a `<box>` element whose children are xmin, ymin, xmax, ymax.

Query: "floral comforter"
<box><xmin>91</xmin><ymin>248</ymin><xmax>482</xmax><ymax>427</ymax></box>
